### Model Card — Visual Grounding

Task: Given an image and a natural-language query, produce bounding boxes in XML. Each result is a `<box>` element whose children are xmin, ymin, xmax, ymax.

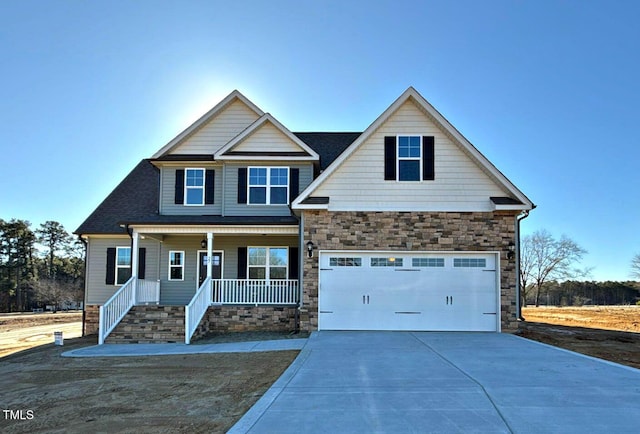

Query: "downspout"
<box><xmin>516</xmin><ymin>210</ymin><xmax>531</xmax><ymax>321</ymax></box>
<box><xmin>78</xmin><ymin>236</ymin><xmax>88</xmax><ymax>337</ymax></box>
<box><xmin>288</xmin><ymin>203</ymin><xmax>302</xmax><ymax>334</ymax></box>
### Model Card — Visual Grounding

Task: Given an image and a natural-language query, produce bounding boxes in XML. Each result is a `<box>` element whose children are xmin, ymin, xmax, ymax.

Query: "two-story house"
<box><xmin>76</xmin><ymin>87</ymin><xmax>533</xmax><ymax>344</ymax></box>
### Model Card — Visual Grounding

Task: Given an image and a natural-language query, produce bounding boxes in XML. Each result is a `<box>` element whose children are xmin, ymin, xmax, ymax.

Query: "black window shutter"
<box><xmin>174</xmin><ymin>169</ymin><xmax>185</xmax><ymax>204</ymax></box>
<box><xmin>237</xmin><ymin>247</ymin><xmax>247</xmax><ymax>279</ymax></box>
<box><xmin>138</xmin><ymin>248</ymin><xmax>146</xmax><ymax>279</ymax></box>
<box><xmin>289</xmin><ymin>168</ymin><xmax>299</xmax><ymax>203</ymax></box>
<box><xmin>205</xmin><ymin>169</ymin><xmax>215</xmax><ymax>204</ymax></box>
<box><xmin>422</xmin><ymin>136</ymin><xmax>435</xmax><ymax>180</ymax></box>
<box><xmin>384</xmin><ymin>136</ymin><xmax>396</xmax><ymax>180</ymax></box>
<box><xmin>237</xmin><ymin>168</ymin><xmax>247</xmax><ymax>204</ymax></box>
<box><xmin>105</xmin><ymin>248</ymin><xmax>116</xmax><ymax>285</ymax></box>
<box><xmin>288</xmin><ymin>247</ymin><xmax>299</xmax><ymax>280</ymax></box>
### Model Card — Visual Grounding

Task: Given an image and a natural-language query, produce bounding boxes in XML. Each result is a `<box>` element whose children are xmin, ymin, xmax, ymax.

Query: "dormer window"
<box><xmin>185</xmin><ymin>168</ymin><xmax>205</xmax><ymax>205</ymax></box>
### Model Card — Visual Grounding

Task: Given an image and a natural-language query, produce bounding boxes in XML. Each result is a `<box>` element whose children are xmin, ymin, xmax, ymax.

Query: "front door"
<box><xmin>198</xmin><ymin>251</ymin><xmax>222</xmax><ymax>287</ymax></box>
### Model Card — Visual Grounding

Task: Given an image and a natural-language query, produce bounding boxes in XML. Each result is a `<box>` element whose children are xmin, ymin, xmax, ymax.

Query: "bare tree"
<box><xmin>519</xmin><ymin>235</ymin><xmax>536</xmax><ymax>315</ymax></box>
<box><xmin>632</xmin><ymin>253</ymin><xmax>640</xmax><ymax>280</ymax></box>
<box><xmin>520</xmin><ymin>229</ymin><xmax>589</xmax><ymax>307</ymax></box>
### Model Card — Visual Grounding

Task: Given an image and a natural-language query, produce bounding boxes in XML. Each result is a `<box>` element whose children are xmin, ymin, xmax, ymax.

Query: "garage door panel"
<box><xmin>318</xmin><ymin>251</ymin><xmax>499</xmax><ymax>332</ymax></box>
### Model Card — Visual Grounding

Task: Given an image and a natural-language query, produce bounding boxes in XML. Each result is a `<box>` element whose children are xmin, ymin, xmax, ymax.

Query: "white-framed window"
<box><xmin>453</xmin><ymin>258</ymin><xmax>487</xmax><ymax>268</ymax></box>
<box><xmin>371</xmin><ymin>257</ymin><xmax>403</xmax><ymax>267</ymax></box>
<box><xmin>115</xmin><ymin>247</ymin><xmax>132</xmax><ymax>285</ymax></box>
<box><xmin>397</xmin><ymin>136</ymin><xmax>422</xmax><ymax>181</ymax></box>
<box><xmin>412</xmin><ymin>258</ymin><xmax>445</xmax><ymax>267</ymax></box>
<box><xmin>185</xmin><ymin>168</ymin><xmax>205</xmax><ymax>206</ymax></box>
<box><xmin>248</xmin><ymin>167</ymin><xmax>289</xmax><ymax>205</ymax></box>
<box><xmin>329</xmin><ymin>257</ymin><xmax>362</xmax><ymax>267</ymax></box>
<box><xmin>169</xmin><ymin>251</ymin><xmax>185</xmax><ymax>280</ymax></box>
<box><xmin>248</xmin><ymin>247</ymin><xmax>288</xmax><ymax>279</ymax></box>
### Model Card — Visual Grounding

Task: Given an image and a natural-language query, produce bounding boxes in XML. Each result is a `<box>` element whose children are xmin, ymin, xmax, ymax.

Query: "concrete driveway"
<box><xmin>230</xmin><ymin>331</ymin><xmax>640</xmax><ymax>433</ymax></box>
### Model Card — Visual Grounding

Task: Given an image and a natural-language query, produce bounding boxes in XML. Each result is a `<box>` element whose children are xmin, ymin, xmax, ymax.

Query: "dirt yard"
<box><xmin>0</xmin><ymin>337</ymin><xmax>297</xmax><ymax>433</ymax></box>
<box><xmin>2</xmin><ymin>306</ymin><xmax>639</xmax><ymax>432</ymax></box>
<box><xmin>518</xmin><ymin>306</ymin><xmax>640</xmax><ymax>370</ymax></box>
<box><xmin>0</xmin><ymin>312</ymin><xmax>83</xmax><ymax>358</ymax></box>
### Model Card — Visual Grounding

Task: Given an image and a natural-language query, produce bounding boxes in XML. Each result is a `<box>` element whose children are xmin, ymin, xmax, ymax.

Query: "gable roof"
<box><xmin>215</xmin><ymin>113</ymin><xmax>320</xmax><ymax>161</ymax></box>
<box><xmin>292</xmin><ymin>87</ymin><xmax>534</xmax><ymax>210</ymax></box>
<box><xmin>152</xmin><ymin>90</ymin><xmax>264</xmax><ymax>158</ymax></box>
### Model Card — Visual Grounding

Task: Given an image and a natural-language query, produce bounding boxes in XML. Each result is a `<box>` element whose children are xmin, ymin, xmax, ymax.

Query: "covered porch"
<box><xmin>99</xmin><ymin>222</ymin><xmax>301</xmax><ymax>344</ymax></box>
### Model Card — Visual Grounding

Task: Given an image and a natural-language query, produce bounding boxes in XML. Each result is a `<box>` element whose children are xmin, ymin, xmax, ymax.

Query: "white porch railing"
<box><xmin>212</xmin><ymin>279</ymin><xmax>299</xmax><ymax>305</ymax></box>
<box><xmin>185</xmin><ymin>277</ymin><xmax>212</xmax><ymax>344</ymax></box>
<box><xmin>99</xmin><ymin>276</ymin><xmax>136</xmax><ymax>345</ymax></box>
<box><xmin>136</xmin><ymin>279</ymin><xmax>160</xmax><ymax>304</ymax></box>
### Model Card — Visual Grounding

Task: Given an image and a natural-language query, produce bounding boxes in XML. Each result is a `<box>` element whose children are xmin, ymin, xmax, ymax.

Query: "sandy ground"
<box><xmin>521</xmin><ymin>306</ymin><xmax>640</xmax><ymax>332</ymax></box>
<box><xmin>0</xmin><ymin>312</ymin><xmax>83</xmax><ymax>358</ymax></box>
<box><xmin>518</xmin><ymin>306</ymin><xmax>640</xmax><ymax>370</ymax></box>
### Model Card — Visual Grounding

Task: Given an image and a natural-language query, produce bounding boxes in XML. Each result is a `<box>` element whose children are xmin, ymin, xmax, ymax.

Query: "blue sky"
<box><xmin>1</xmin><ymin>0</ymin><xmax>638</xmax><ymax>281</ymax></box>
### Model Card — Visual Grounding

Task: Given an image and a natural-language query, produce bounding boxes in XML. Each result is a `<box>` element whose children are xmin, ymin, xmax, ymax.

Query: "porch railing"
<box><xmin>212</xmin><ymin>279</ymin><xmax>299</xmax><ymax>305</ymax></box>
<box><xmin>136</xmin><ymin>279</ymin><xmax>160</xmax><ymax>304</ymax></box>
<box><xmin>99</xmin><ymin>276</ymin><xmax>136</xmax><ymax>345</ymax></box>
<box><xmin>185</xmin><ymin>277</ymin><xmax>212</xmax><ymax>344</ymax></box>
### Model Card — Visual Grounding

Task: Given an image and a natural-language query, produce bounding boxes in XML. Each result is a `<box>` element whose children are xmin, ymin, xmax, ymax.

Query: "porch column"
<box><xmin>206</xmin><ymin>232</ymin><xmax>214</xmax><ymax>279</ymax></box>
<box><xmin>131</xmin><ymin>230</ymin><xmax>139</xmax><ymax>304</ymax></box>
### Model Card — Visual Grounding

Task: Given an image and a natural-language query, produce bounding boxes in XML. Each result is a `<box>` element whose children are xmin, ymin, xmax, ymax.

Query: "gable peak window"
<box><xmin>248</xmin><ymin>167</ymin><xmax>289</xmax><ymax>205</ymax></box>
<box><xmin>384</xmin><ymin>135</ymin><xmax>435</xmax><ymax>181</ymax></box>
<box><xmin>398</xmin><ymin>136</ymin><xmax>422</xmax><ymax>181</ymax></box>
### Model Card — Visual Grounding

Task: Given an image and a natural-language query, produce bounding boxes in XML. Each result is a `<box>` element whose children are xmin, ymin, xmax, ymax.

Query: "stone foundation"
<box><xmin>301</xmin><ymin>210</ymin><xmax>519</xmax><ymax>332</ymax></box>
<box><xmin>194</xmin><ymin>305</ymin><xmax>298</xmax><ymax>338</ymax></box>
<box><xmin>84</xmin><ymin>304</ymin><xmax>100</xmax><ymax>336</ymax></box>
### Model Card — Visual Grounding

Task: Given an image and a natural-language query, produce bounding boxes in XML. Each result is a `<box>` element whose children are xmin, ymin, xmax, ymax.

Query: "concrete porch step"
<box><xmin>106</xmin><ymin>306</ymin><xmax>185</xmax><ymax>344</ymax></box>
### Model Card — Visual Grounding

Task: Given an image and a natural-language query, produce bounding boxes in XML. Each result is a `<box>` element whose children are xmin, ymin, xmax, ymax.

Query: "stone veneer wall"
<box><xmin>194</xmin><ymin>305</ymin><xmax>298</xmax><ymax>338</ymax></box>
<box><xmin>301</xmin><ymin>210</ymin><xmax>519</xmax><ymax>332</ymax></box>
<box><xmin>84</xmin><ymin>305</ymin><xmax>100</xmax><ymax>336</ymax></box>
<box><xmin>85</xmin><ymin>304</ymin><xmax>298</xmax><ymax>342</ymax></box>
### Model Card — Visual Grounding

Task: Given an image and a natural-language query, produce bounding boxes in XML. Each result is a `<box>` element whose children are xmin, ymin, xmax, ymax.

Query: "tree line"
<box><xmin>523</xmin><ymin>280</ymin><xmax>639</xmax><ymax>306</ymax></box>
<box><xmin>0</xmin><ymin>219</ymin><xmax>84</xmax><ymax>312</ymax></box>
<box><xmin>520</xmin><ymin>229</ymin><xmax>640</xmax><ymax>308</ymax></box>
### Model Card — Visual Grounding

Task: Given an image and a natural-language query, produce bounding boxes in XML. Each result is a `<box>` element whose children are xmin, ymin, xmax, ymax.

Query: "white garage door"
<box><xmin>318</xmin><ymin>251</ymin><xmax>499</xmax><ymax>332</ymax></box>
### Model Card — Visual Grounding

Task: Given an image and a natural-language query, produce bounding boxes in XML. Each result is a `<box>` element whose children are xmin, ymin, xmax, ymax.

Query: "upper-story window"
<box><xmin>397</xmin><ymin>136</ymin><xmax>422</xmax><ymax>181</ymax></box>
<box><xmin>248</xmin><ymin>167</ymin><xmax>289</xmax><ymax>205</ymax></box>
<box><xmin>185</xmin><ymin>168</ymin><xmax>205</xmax><ymax>205</ymax></box>
<box><xmin>384</xmin><ymin>135</ymin><xmax>435</xmax><ymax>182</ymax></box>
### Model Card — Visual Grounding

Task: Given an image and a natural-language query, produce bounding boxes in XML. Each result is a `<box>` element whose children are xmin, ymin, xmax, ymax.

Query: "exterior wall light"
<box><xmin>507</xmin><ymin>241</ymin><xmax>516</xmax><ymax>260</ymax></box>
<box><xmin>201</xmin><ymin>239</ymin><xmax>207</xmax><ymax>249</ymax></box>
<box><xmin>306</xmin><ymin>241</ymin><xmax>315</xmax><ymax>258</ymax></box>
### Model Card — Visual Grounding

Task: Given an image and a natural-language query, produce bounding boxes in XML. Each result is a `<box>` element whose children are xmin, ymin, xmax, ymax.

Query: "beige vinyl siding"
<box><xmin>159</xmin><ymin>166</ymin><xmax>223</xmax><ymax>215</ymax></box>
<box><xmin>169</xmin><ymin>99</ymin><xmax>260</xmax><ymax>155</ymax></box>
<box><xmin>158</xmin><ymin>235</ymin><xmax>298</xmax><ymax>305</ymax></box>
<box><xmin>314</xmin><ymin>99</ymin><xmax>510</xmax><ymax>212</ymax></box>
<box><xmin>85</xmin><ymin>237</ymin><xmax>160</xmax><ymax>305</ymax></box>
<box><xmin>232</xmin><ymin>122</ymin><xmax>307</xmax><ymax>153</ymax></box>
<box><xmin>224</xmin><ymin>163</ymin><xmax>313</xmax><ymax>216</ymax></box>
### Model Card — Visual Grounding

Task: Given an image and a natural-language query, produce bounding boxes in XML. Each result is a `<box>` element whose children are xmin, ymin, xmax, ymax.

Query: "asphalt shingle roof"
<box><xmin>293</xmin><ymin>132</ymin><xmax>361</xmax><ymax>170</ymax></box>
<box><xmin>75</xmin><ymin>133</ymin><xmax>361</xmax><ymax>235</ymax></box>
<box><xmin>75</xmin><ymin>160</ymin><xmax>160</xmax><ymax>235</ymax></box>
